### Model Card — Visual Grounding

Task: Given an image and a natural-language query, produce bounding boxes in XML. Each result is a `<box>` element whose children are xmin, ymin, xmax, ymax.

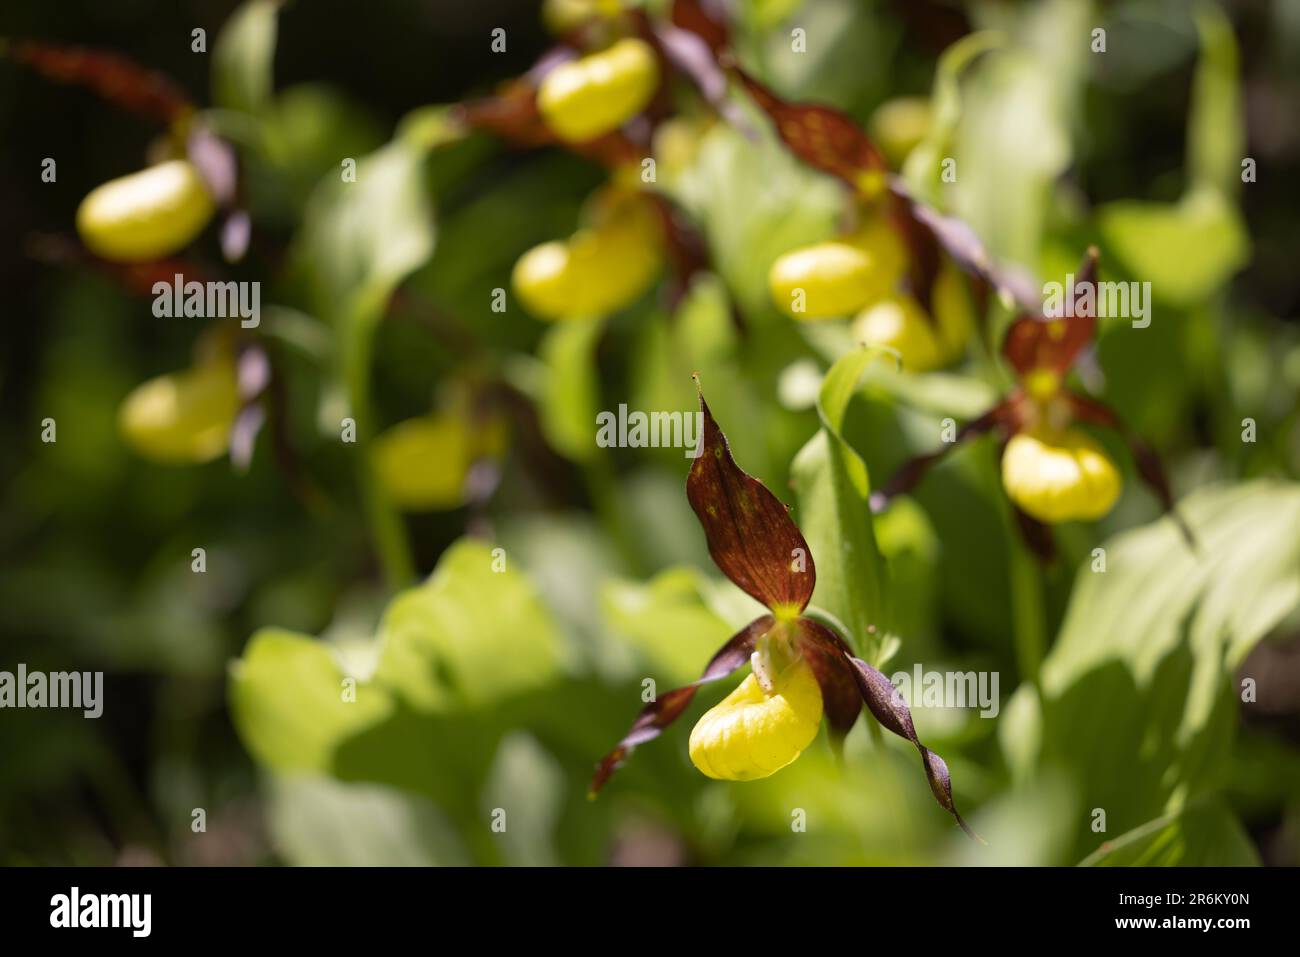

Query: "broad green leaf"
<box><xmin>212</xmin><ymin>0</ymin><xmax>279</xmax><ymax>115</ymax></box>
<box><xmin>232</xmin><ymin>540</ymin><xmax>564</xmax><ymax>790</ymax></box>
<box><xmin>230</xmin><ymin>628</ymin><xmax>393</xmax><ymax>772</ymax></box>
<box><xmin>1079</xmin><ymin>798</ymin><xmax>1259</xmax><ymax>866</ymax></box>
<box><xmin>1098</xmin><ymin>188</ymin><xmax>1249</xmax><ymax>307</ymax></box>
<box><xmin>1037</xmin><ymin>481</ymin><xmax>1300</xmax><ymax>858</ymax></box>
<box><xmin>1044</xmin><ymin>481</ymin><xmax>1300</xmax><ymax>691</ymax></box>
<box><xmin>482</xmin><ymin>733</ymin><xmax>565</xmax><ymax>867</ymax></box>
<box><xmin>374</xmin><ymin>540</ymin><xmax>565</xmax><ymax>711</ymax></box>
<box><xmin>792</xmin><ymin>348</ymin><xmax>891</xmax><ymax>660</ymax></box>
<box><xmin>266</xmin><ymin>775</ymin><xmax>471</xmax><ymax>866</ymax></box>
<box><xmin>298</xmin><ymin>138</ymin><xmax>436</xmax><ymax>325</ymax></box>
<box><xmin>602</xmin><ymin>567</ymin><xmax>737</xmax><ymax>686</ymax></box>
<box><xmin>538</xmin><ymin>315</ymin><xmax>606</xmax><ymax>462</ymax></box>
<box><xmin>950</xmin><ymin>44</ymin><xmax>1075</xmax><ymax>267</ymax></box>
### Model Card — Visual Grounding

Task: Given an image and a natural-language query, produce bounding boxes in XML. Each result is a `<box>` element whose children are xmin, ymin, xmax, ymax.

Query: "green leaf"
<box><xmin>266</xmin><ymin>775</ymin><xmax>471</xmax><ymax>866</ymax></box>
<box><xmin>212</xmin><ymin>0</ymin><xmax>279</xmax><ymax>115</ymax></box>
<box><xmin>373</xmin><ymin>539</ymin><xmax>566</xmax><ymax>711</ymax></box>
<box><xmin>298</xmin><ymin>138</ymin><xmax>437</xmax><ymax>325</ymax></box>
<box><xmin>229</xmin><ymin>628</ymin><xmax>393</xmax><ymax>773</ymax></box>
<box><xmin>1188</xmin><ymin>3</ymin><xmax>1244</xmax><ymax>198</ymax></box>
<box><xmin>1080</xmin><ymin>798</ymin><xmax>1259</xmax><ymax>866</ymax></box>
<box><xmin>791</xmin><ymin>348</ymin><xmax>891</xmax><ymax>659</ymax></box>
<box><xmin>538</xmin><ymin>315</ymin><xmax>606</xmax><ymax>463</ymax></box>
<box><xmin>231</xmin><ymin>540</ymin><xmax>565</xmax><ymax>780</ymax></box>
<box><xmin>601</xmin><ymin>567</ymin><xmax>737</xmax><ymax>686</ymax></box>
<box><xmin>1098</xmin><ymin>188</ymin><xmax>1249</xmax><ymax>307</ymax></box>
<box><xmin>482</xmin><ymin>733</ymin><xmax>565</xmax><ymax>867</ymax></box>
<box><xmin>1037</xmin><ymin>481</ymin><xmax>1300</xmax><ymax>858</ymax></box>
<box><xmin>902</xmin><ymin>31</ymin><xmax>1004</xmax><ymax>203</ymax></box>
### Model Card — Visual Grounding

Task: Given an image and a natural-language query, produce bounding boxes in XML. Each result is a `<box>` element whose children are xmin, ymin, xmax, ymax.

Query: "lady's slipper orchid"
<box><xmin>591</xmin><ymin>387</ymin><xmax>979</xmax><ymax>839</ymax></box>
<box><xmin>870</xmin><ymin>248</ymin><xmax>1190</xmax><ymax>554</ymax></box>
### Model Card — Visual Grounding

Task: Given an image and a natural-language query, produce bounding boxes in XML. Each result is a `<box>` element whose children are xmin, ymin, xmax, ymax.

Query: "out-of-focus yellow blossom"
<box><xmin>1001</xmin><ymin>426</ymin><xmax>1121</xmax><ymax>523</ymax></box>
<box><xmin>537</xmin><ymin>38</ymin><xmax>659</xmax><ymax>142</ymax></box>
<box><xmin>542</xmin><ymin>0</ymin><xmax>623</xmax><ymax>35</ymax></box>
<box><xmin>76</xmin><ymin>160</ymin><xmax>215</xmax><ymax>263</ymax></box>
<box><xmin>852</xmin><ymin>263</ymin><xmax>972</xmax><ymax>371</ymax></box>
<box><xmin>118</xmin><ymin>350</ymin><xmax>239</xmax><ymax>464</ymax></box>
<box><xmin>689</xmin><ymin>654</ymin><xmax>823</xmax><ymax>781</ymax></box>
<box><xmin>513</xmin><ymin>188</ymin><xmax>662</xmax><ymax>320</ymax></box>
<box><xmin>372</xmin><ymin>412</ymin><xmax>508</xmax><ymax>511</ymax></box>
<box><xmin>768</xmin><ymin>241</ymin><xmax>894</xmax><ymax>320</ymax></box>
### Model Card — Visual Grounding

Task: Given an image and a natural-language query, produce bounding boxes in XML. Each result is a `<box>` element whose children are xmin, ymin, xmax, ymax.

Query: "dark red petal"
<box><xmin>1001</xmin><ymin>247</ymin><xmax>1100</xmax><ymax>377</ymax></box>
<box><xmin>648</xmin><ymin>195</ymin><xmax>712</xmax><ymax>309</ymax></box>
<box><xmin>796</xmin><ymin>618</ymin><xmax>979</xmax><ymax>840</ymax></box>
<box><xmin>687</xmin><ymin>389</ymin><xmax>816</xmax><ymax>614</ymax></box>
<box><xmin>869</xmin><ymin>399</ymin><xmax>1017</xmax><ymax>513</ymax></box>
<box><xmin>888</xmin><ymin>182</ymin><xmax>1042</xmax><ymax>314</ymax></box>
<box><xmin>8</xmin><ymin>41</ymin><xmax>193</xmax><ymax>124</ymax></box>
<box><xmin>794</xmin><ymin>619</ymin><xmax>861</xmax><ymax>754</ymax></box>
<box><xmin>846</xmin><ymin>652</ymin><xmax>982</xmax><ymax>841</ymax></box>
<box><xmin>456</xmin><ymin>80</ymin><xmax>554</xmax><ymax>148</ymax></box>
<box><xmin>733</xmin><ymin>69</ymin><xmax>888</xmax><ymax>191</ymax></box>
<box><xmin>670</xmin><ymin>0</ymin><xmax>731</xmax><ymax>53</ymax></box>
<box><xmin>590</xmin><ymin>615</ymin><xmax>773</xmax><ymax>795</ymax></box>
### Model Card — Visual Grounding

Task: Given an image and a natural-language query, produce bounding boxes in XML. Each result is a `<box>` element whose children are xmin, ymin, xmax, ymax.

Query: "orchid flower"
<box><xmin>591</xmin><ymin>388</ymin><xmax>979</xmax><ymax>840</ymax></box>
<box><xmin>870</xmin><ymin>248</ymin><xmax>1192</xmax><ymax>556</ymax></box>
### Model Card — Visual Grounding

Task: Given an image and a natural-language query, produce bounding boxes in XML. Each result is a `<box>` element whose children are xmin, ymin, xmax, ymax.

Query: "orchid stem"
<box><xmin>1008</xmin><ymin>533</ymin><xmax>1045</xmax><ymax>684</ymax></box>
<box><xmin>345</xmin><ymin>313</ymin><xmax>415</xmax><ymax>591</ymax></box>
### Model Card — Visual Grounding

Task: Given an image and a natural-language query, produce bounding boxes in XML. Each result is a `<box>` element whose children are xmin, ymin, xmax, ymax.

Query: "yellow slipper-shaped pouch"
<box><xmin>1001</xmin><ymin>425</ymin><xmax>1121</xmax><ymax>523</ymax></box>
<box><xmin>689</xmin><ymin>656</ymin><xmax>823</xmax><ymax>781</ymax></box>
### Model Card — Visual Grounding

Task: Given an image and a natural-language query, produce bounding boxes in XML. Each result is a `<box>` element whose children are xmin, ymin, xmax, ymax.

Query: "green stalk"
<box><xmin>344</xmin><ymin>308</ymin><xmax>414</xmax><ymax>590</ymax></box>
<box><xmin>1008</xmin><ymin>532</ymin><xmax>1046</xmax><ymax>684</ymax></box>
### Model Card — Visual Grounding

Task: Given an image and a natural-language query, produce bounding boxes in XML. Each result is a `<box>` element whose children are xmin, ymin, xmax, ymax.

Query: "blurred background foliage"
<box><xmin>1</xmin><ymin>0</ymin><xmax>1299</xmax><ymax>866</ymax></box>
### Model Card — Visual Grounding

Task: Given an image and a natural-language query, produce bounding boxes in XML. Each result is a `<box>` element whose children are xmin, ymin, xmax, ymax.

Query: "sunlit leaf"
<box><xmin>1080</xmin><ymin>798</ymin><xmax>1259</xmax><ymax>867</ymax></box>
<box><xmin>1097</xmin><ymin>189</ymin><xmax>1249</xmax><ymax>307</ymax></box>
<box><xmin>1037</xmin><ymin>481</ymin><xmax>1300</xmax><ymax>858</ymax></box>
<box><xmin>791</xmin><ymin>348</ymin><xmax>891</xmax><ymax>661</ymax></box>
<box><xmin>212</xmin><ymin>0</ymin><xmax>279</xmax><ymax>115</ymax></box>
<box><xmin>266</xmin><ymin>775</ymin><xmax>471</xmax><ymax>866</ymax></box>
<box><xmin>537</xmin><ymin>315</ymin><xmax>605</xmax><ymax>463</ymax></box>
<box><xmin>374</xmin><ymin>539</ymin><xmax>566</xmax><ymax>711</ymax></box>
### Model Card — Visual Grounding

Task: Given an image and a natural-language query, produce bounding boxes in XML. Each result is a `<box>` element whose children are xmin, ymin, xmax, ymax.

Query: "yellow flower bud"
<box><xmin>372</xmin><ymin>413</ymin><xmax>508</xmax><ymax>511</ymax></box>
<box><xmin>76</xmin><ymin>160</ymin><xmax>215</xmax><ymax>263</ymax></box>
<box><xmin>542</xmin><ymin>0</ymin><xmax>623</xmax><ymax>35</ymax></box>
<box><xmin>689</xmin><ymin>655</ymin><xmax>823</xmax><ymax>781</ymax></box>
<box><xmin>118</xmin><ymin>353</ymin><xmax>239</xmax><ymax>464</ymax></box>
<box><xmin>512</xmin><ymin>189</ymin><xmax>662</xmax><ymax>320</ymax></box>
<box><xmin>769</xmin><ymin>241</ymin><xmax>894</xmax><ymax>320</ymax></box>
<box><xmin>537</xmin><ymin>38</ymin><xmax>659</xmax><ymax>142</ymax></box>
<box><xmin>870</xmin><ymin>96</ymin><xmax>932</xmax><ymax>166</ymax></box>
<box><xmin>1001</xmin><ymin>426</ymin><xmax>1122</xmax><ymax>524</ymax></box>
<box><xmin>852</xmin><ymin>263</ymin><xmax>973</xmax><ymax>371</ymax></box>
